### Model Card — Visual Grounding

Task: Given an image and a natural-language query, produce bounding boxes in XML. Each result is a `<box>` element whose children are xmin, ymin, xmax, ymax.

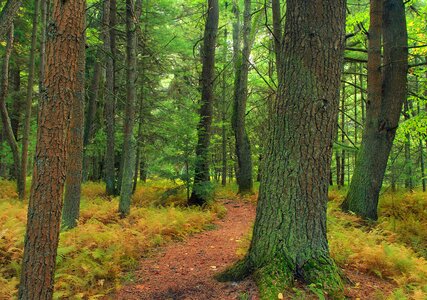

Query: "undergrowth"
<box><xmin>328</xmin><ymin>188</ymin><xmax>427</xmax><ymax>299</ymax></box>
<box><xmin>234</xmin><ymin>187</ymin><xmax>427</xmax><ymax>299</ymax></box>
<box><xmin>0</xmin><ymin>179</ymin><xmax>219</xmax><ymax>299</ymax></box>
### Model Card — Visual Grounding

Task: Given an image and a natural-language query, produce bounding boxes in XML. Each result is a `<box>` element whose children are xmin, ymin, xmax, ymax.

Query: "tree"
<box><xmin>0</xmin><ymin>0</ymin><xmax>22</xmax><ymax>38</ymax></box>
<box><xmin>188</xmin><ymin>0</ymin><xmax>219</xmax><ymax>205</ymax></box>
<box><xmin>104</xmin><ymin>0</ymin><xmax>117</xmax><ymax>196</ymax></box>
<box><xmin>20</xmin><ymin>0</ymin><xmax>40</xmax><ymax>200</ymax></box>
<box><xmin>18</xmin><ymin>0</ymin><xmax>86</xmax><ymax>297</ymax></box>
<box><xmin>342</xmin><ymin>0</ymin><xmax>408</xmax><ymax>220</ymax></box>
<box><xmin>231</xmin><ymin>0</ymin><xmax>254</xmax><ymax>195</ymax></box>
<box><xmin>62</xmin><ymin>30</ymin><xmax>86</xmax><ymax>230</ymax></box>
<box><xmin>219</xmin><ymin>0</ymin><xmax>347</xmax><ymax>297</ymax></box>
<box><xmin>119</xmin><ymin>0</ymin><xmax>138</xmax><ymax>217</ymax></box>
<box><xmin>0</xmin><ymin>24</ymin><xmax>25</xmax><ymax>197</ymax></box>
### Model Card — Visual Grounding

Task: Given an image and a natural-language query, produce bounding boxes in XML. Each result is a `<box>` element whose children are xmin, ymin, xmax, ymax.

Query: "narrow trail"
<box><xmin>115</xmin><ymin>200</ymin><xmax>259</xmax><ymax>300</ymax></box>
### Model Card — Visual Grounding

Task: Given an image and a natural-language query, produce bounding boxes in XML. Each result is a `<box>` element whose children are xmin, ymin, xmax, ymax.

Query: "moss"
<box><xmin>218</xmin><ymin>254</ymin><xmax>344</xmax><ymax>300</ymax></box>
<box><xmin>216</xmin><ymin>258</ymin><xmax>252</xmax><ymax>282</ymax></box>
<box><xmin>254</xmin><ymin>257</ymin><xmax>294</xmax><ymax>300</ymax></box>
<box><xmin>300</xmin><ymin>255</ymin><xmax>344</xmax><ymax>299</ymax></box>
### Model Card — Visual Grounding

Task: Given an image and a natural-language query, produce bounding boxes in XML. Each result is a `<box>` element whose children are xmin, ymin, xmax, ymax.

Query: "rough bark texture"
<box><xmin>188</xmin><ymin>0</ymin><xmax>219</xmax><ymax>206</ymax></box>
<box><xmin>232</xmin><ymin>0</ymin><xmax>254</xmax><ymax>195</ymax></box>
<box><xmin>62</xmin><ymin>29</ymin><xmax>86</xmax><ymax>230</ymax></box>
<box><xmin>119</xmin><ymin>0</ymin><xmax>138</xmax><ymax>217</ymax></box>
<box><xmin>0</xmin><ymin>0</ymin><xmax>22</xmax><ymax>38</ymax></box>
<box><xmin>104</xmin><ymin>0</ymin><xmax>117</xmax><ymax>196</ymax></box>
<box><xmin>342</xmin><ymin>0</ymin><xmax>408</xmax><ymax>220</ymax></box>
<box><xmin>219</xmin><ymin>0</ymin><xmax>346</xmax><ymax>298</ymax></box>
<box><xmin>0</xmin><ymin>25</ymin><xmax>24</xmax><ymax>197</ymax></box>
<box><xmin>18</xmin><ymin>0</ymin><xmax>86</xmax><ymax>298</ymax></box>
<box><xmin>20</xmin><ymin>0</ymin><xmax>40</xmax><ymax>200</ymax></box>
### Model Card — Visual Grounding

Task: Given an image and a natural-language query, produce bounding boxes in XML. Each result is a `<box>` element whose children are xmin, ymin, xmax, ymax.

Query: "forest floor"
<box><xmin>1</xmin><ymin>181</ymin><xmax>426</xmax><ymax>299</ymax></box>
<box><xmin>114</xmin><ymin>200</ymin><xmax>259</xmax><ymax>300</ymax></box>
<box><xmin>112</xmin><ymin>197</ymin><xmax>400</xmax><ymax>300</ymax></box>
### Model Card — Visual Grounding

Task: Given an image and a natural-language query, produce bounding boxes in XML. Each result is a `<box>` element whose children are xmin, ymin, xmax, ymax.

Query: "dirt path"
<box><xmin>115</xmin><ymin>200</ymin><xmax>259</xmax><ymax>300</ymax></box>
<box><xmin>113</xmin><ymin>200</ymin><xmax>395</xmax><ymax>300</ymax></box>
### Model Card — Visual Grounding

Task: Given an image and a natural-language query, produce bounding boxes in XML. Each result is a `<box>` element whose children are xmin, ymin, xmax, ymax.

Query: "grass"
<box><xmin>0</xmin><ymin>179</ymin><xmax>219</xmax><ymax>299</ymax></box>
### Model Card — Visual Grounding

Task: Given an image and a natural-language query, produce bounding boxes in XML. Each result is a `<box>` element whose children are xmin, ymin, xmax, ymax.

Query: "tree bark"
<box><xmin>119</xmin><ymin>0</ymin><xmax>138</xmax><ymax>217</ymax></box>
<box><xmin>0</xmin><ymin>0</ymin><xmax>22</xmax><ymax>38</ymax></box>
<box><xmin>188</xmin><ymin>0</ymin><xmax>219</xmax><ymax>206</ymax></box>
<box><xmin>20</xmin><ymin>0</ymin><xmax>40</xmax><ymax>200</ymax></box>
<box><xmin>219</xmin><ymin>0</ymin><xmax>346</xmax><ymax>297</ymax></box>
<box><xmin>232</xmin><ymin>0</ymin><xmax>254</xmax><ymax>195</ymax></box>
<box><xmin>18</xmin><ymin>0</ymin><xmax>86</xmax><ymax>298</ymax></box>
<box><xmin>62</xmin><ymin>29</ymin><xmax>86</xmax><ymax>230</ymax></box>
<box><xmin>342</xmin><ymin>0</ymin><xmax>408</xmax><ymax>220</ymax></box>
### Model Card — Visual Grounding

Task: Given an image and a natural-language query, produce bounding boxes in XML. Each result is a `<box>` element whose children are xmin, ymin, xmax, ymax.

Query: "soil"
<box><xmin>112</xmin><ymin>200</ymin><xmax>395</xmax><ymax>300</ymax></box>
<box><xmin>114</xmin><ymin>200</ymin><xmax>259</xmax><ymax>300</ymax></box>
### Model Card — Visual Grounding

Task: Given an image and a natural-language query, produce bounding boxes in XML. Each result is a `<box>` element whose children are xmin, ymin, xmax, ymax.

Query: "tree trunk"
<box><xmin>82</xmin><ymin>61</ymin><xmax>101</xmax><ymax>181</ymax></box>
<box><xmin>221</xmin><ymin>27</ymin><xmax>228</xmax><ymax>187</ymax></box>
<box><xmin>10</xmin><ymin>65</ymin><xmax>22</xmax><ymax>140</ymax></box>
<box><xmin>0</xmin><ymin>0</ymin><xmax>22</xmax><ymax>38</ymax></box>
<box><xmin>340</xmin><ymin>85</ymin><xmax>346</xmax><ymax>187</ymax></box>
<box><xmin>188</xmin><ymin>0</ymin><xmax>219</xmax><ymax>206</ymax></box>
<box><xmin>104</xmin><ymin>0</ymin><xmax>117</xmax><ymax>196</ymax></box>
<box><xmin>271</xmin><ymin>0</ymin><xmax>282</xmax><ymax>79</ymax></box>
<box><xmin>18</xmin><ymin>0</ymin><xmax>86</xmax><ymax>297</ymax></box>
<box><xmin>403</xmin><ymin>98</ymin><xmax>413</xmax><ymax>191</ymax></box>
<box><xmin>20</xmin><ymin>0</ymin><xmax>40</xmax><ymax>200</ymax></box>
<box><xmin>62</xmin><ymin>31</ymin><xmax>86</xmax><ymax>230</ymax></box>
<box><xmin>232</xmin><ymin>0</ymin><xmax>254</xmax><ymax>195</ymax></box>
<box><xmin>219</xmin><ymin>0</ymin><xmax>346</xmax><ymax>297</ymax></box>
<box><xmin>0</xmin><ymin>25</ymin><xmax>24</xmax><ymax>197</ymax></box>
<box><xmin>119</xmin><ymin>0</ymin><xmax>138</xmax><ymax>217</ymax></box>
<box><xmin>342</xmin><ymin>0</ymin><xmax>408</xmax><ymax>220</ymax></box>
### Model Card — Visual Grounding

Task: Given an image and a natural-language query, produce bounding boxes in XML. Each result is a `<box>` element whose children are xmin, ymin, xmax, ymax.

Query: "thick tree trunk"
<box><xmin>219</xmin><ymin>0</ymin><xmax>346</xmax><ymax>297</ymax></box>
<box><xmin>62</xmin><ymin>31</ymin><xmax>86</xmax><ymax>230</ymax></box>
<box><xmin>0</xmin><ymin>25</ymin><xmax>24</xmax><ymax>197</ymax></box>
<box><xmin>118</xmin><ymin>0</ymin><xmax>138</xmax><ymax>217</ymax></box>
<box><xmin>232</xmin><ymin>0</ymin><xmax>254</xmax><ymax>195</ymax></box>
<box><xmin>20</xmin><ymin>0</ymin><xmax>40</xmax><ymax>200</ymax></box>
<box><xmin>188</xmin><ymin>0</ymin><xmax>219</xmax><ymax>206</ymax></box>
<box><xmin>18</xmin><ymin>0</ymin><xmax>86</xmax><ymax>298</ymax></box>
<box><xmin>0</xmin><ymin>0</ymin><xmax>22</xmax><ymax>38</ymax></box>
<box><xmin>104</xmin><ymin>0</ymin><xmax>117</xmax><ymax>196</ymax></box>
<box><xmin>342</xmin><ymin>0</ymin><xmax>408</xmax><ymax>220</ymax></box>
